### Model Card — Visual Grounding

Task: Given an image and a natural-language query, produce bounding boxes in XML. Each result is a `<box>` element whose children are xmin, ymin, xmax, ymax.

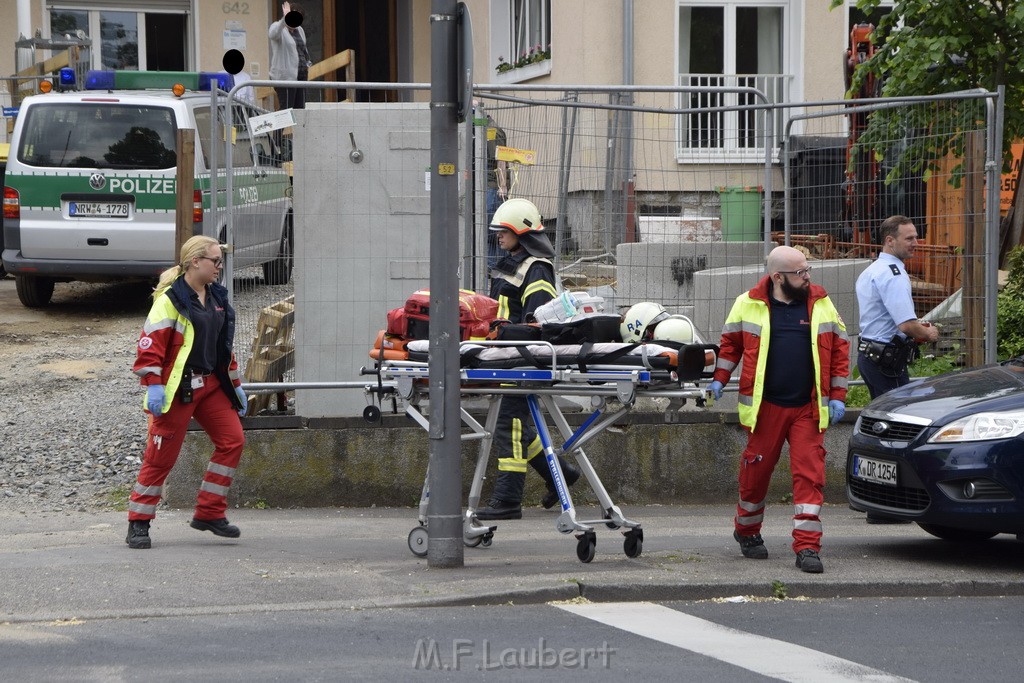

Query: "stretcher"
<box><xmin>362</xmin><ymin>338</ymin><xmax>718</xmax><ymax>563</ymax></box>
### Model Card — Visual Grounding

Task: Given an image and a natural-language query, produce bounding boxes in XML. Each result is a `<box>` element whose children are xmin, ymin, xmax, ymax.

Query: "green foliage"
<box><xmin>833</xmin><ymin>0</ymin><xmax>1024</xmax><ymax>172</ymax></box>
<box><xmin>998</xmin><ymin>246</ymin><xmax>1024</xmax><ymax>358</ymax></box>
<box><xmin>848</xmin><ymin>352</ymin><xmax>962</xmax><ymax>408</ymax></box>
<box><xmin>771</xmin><ymin>580</ymin><xmax>789</xmax><ymax>600</ymax></box>
<box><xmin>495</xmin><ymin>44</ymin><xmax>551</xmax><ymax>74</ymax></box>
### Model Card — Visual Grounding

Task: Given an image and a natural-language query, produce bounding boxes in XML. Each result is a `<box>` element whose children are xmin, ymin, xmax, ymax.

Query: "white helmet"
<box><xmin>620</xmin><ymin>302</ymin><xmax>669</xmax><ymax>342</ymax></box>
<box><xmin>489</xmin><ymin>198</ymin><xmax>544</xmax><ymax>235</ymax></box>
<box><xmin>652</xmin><ymin>315</ymin><xmax>696</xmax><ymax>345</ymax></box>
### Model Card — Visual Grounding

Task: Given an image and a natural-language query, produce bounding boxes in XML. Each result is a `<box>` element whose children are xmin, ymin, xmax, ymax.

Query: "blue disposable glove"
<box><xmin>235</xmin><ymin>386</ymin><xmax>248</xmax><ymax>418</ymax></box>
<box><xmin>146</xmin><ymin>385</ymin><xmax>165</xmax><ymax>416</ymax></box>
<box><xmin>829</xmin><ymin>399</ymin><xmax>846</xmax><ymax>425</ymax></box>
<box><xmin>708</xmin><ymin>380</ymin><xmax>724</xmax><ymax>400</ymax></box>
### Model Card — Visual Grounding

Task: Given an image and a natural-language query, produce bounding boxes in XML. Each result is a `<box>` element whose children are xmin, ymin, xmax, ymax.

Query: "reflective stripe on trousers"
<box><xmin>733</xmin><ymin>400</ymin><xmax>826</xmax><ymax>554</ymax></box>
<box><xmin>127</xmin><ymin>373</ymin><xmax>244</xmax><ymax>521</ymax></box>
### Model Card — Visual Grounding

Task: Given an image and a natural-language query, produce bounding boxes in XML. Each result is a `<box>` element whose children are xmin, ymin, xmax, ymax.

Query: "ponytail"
<box><xmin>153</xmin><ymin>265</ymin><xmax>184</xmax><ymax>298</ymax></box>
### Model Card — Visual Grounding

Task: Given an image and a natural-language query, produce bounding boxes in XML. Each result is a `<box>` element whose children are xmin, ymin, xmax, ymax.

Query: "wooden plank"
<box><xmin>15</xmin><ymin>48</ymin><xmax>72</xmax><ymax>77</ymax></box>
<box><xmin>174</xmin><ymin>129</ymin><xmax>196</xmax><ymax>258</ymax></box>
<box><xmin>309</xmin><ymin>49</ymin><xmax>352</xmax><ymax>80</ymax></box>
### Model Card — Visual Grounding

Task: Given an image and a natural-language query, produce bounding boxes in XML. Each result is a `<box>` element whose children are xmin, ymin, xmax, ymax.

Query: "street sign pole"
<box><xmin>426</xmin><ymin>0</ymin><xmax>464</xmax><ymax>568</ymax></box>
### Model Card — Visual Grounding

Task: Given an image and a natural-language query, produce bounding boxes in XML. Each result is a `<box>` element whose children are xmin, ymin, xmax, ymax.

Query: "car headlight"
<box><xmin>928</xmin><ymin>410</ymin><xmax>1024</xmax><ymax>443</ymax></box>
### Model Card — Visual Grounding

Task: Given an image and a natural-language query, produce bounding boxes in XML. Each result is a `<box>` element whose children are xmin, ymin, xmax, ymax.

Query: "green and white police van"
<box><xmin>1</xmin><ymin>70</ymin><xmax>292</xmax><ymax>307</ymax></box>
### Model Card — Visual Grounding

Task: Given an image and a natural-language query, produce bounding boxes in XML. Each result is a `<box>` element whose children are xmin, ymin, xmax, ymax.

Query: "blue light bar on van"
<box><xmin>85</xmin><ymin>70</ymin><xmax>116</xmax><ymax>90</ymax></box>
<box><xmin>198</xmin><ymin>72</ymin><xmax>234</xmax><ymax>92</ymax></box>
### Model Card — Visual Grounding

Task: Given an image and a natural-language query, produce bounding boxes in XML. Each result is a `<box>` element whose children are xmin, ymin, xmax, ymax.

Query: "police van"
<box><xmin>1</xmin><ymin>70</ymin><xmax>292</xmax><ymax>307</ymax></box>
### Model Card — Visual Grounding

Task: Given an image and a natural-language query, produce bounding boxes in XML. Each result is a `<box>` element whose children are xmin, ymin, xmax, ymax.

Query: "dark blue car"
<box><xmin>847</xmin><ymin>358</ymin><xmax>1024</xmax><ymax>542</ymax></box>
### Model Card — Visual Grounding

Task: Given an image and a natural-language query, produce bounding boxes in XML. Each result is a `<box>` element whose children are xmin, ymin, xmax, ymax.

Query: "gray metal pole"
<box><xmin>427</xmin><ymin>0</ymin><xmax>464</xmax><ymax>568</ymax></box>
<box><xmin>985</xmin><ymin>87</ymin><xmax>1004</xmax><ymax>364</ymax></box>
<box><xmin>555</xmin><ymin>94</ymin><xmax>578</xmax><ymax>263</ymax></box>
<box><xmin>473</xmin><ymin>103</ymin><xmax>488</xmax><ymax>291</ymax></box>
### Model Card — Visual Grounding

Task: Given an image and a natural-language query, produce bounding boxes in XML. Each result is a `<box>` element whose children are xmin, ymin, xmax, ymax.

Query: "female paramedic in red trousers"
<box><xmin>126</xmin><ymin>236</ymin><xmax>247</xmax><ymax>549</ymax></box>
<box><xmin>708</xmin><ymin>246</ymin><xmax>849</xmax><ymax>574</ymax></box>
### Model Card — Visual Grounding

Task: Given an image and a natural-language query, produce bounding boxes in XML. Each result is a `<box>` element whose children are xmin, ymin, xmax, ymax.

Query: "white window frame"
<box><xmin>489</xmin><ymin>0</ymin><xmax>552</xmax><ymax>84</ymax></box>
<box><xmin>47</xmin><ymin>4</ymin><xmax>192</xmax><ymax>71</ymax></box>
<box><xmin>675</xmin><ymin>0</ymin><xmax>796</xmax><ymax>164</ymax></box>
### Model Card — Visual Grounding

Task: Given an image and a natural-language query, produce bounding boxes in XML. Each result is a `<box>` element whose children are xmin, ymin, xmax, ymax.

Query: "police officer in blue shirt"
<box><xmin>855</xmin><ymin>215</ymin><xmax>940</xmax><ymax>399</ymax></box>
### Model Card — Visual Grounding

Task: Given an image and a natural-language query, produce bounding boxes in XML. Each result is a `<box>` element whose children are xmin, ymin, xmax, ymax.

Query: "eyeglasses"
<box><xmin>777</xmin><ymin>266</ymin><xmax>812</xmax><ymax>278</ymax></box>
<box><xmin>197</xmin><ymin>256</ymin><xmax>224</xmax><ymax>267</ymax></box>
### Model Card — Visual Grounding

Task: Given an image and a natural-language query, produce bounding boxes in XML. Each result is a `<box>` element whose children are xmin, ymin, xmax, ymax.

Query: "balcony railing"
<box><xmin>676</xmin><ymin>73</ymin><xmax>791</xmax><ymax>164</ymax></box>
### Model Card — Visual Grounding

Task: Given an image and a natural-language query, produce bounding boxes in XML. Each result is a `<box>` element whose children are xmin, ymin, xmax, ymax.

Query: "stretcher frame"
<box><xmin>364</xmin><ymin>340</ymin><xmax>715</xmax><ymax>563</ymax></box>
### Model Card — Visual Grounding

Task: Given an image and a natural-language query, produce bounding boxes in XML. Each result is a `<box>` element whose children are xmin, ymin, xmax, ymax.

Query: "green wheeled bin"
<box><xmin>717</xmin><ymin>186</ymin><xmax>763</xmax><ymax>242</ymax></box>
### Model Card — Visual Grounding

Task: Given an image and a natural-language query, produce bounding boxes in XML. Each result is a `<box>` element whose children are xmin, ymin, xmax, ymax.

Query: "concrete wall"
<box><xmin>615</xmin><ymin>241</ymin><xmax>766</xmax><ymax>337</ymax></box>
<box><xmin>170</xmin><ymin>411</ymin><xmax>859</xmax><ymax>509</ymax></box>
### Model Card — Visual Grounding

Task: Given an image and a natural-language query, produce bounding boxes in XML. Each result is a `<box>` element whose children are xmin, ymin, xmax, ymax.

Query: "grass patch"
<box><xmin>102</xmin><ymin>484</ymin><xmax>132</xmax><ymax>511</ymax></box>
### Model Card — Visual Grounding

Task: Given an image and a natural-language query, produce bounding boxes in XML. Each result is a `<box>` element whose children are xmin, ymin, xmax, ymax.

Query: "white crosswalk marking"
<box><xmin>556</xmin><ymin>602</ymin><xmax>916</xmax><ymax>683</ymax></box>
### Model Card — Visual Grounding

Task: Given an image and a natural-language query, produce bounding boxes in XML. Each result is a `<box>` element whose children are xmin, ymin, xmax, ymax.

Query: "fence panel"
<box><xmin>223</xmin><ymin>81</ymin><xmax>999</xmax><ymax>417</ymax></box>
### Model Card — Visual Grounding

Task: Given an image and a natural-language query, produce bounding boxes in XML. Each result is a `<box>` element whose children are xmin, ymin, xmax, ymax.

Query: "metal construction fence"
<box><xmin>218</xmin><ymin>79</ymin><xmax>1002</xmax><ymax>416</ymax></box>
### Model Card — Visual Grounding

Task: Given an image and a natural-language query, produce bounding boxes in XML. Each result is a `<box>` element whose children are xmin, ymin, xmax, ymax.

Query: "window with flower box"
<box><xmin>490</xmin><ymin>0</ymin><xmax>551</xmax><ymax>83</ymax></box>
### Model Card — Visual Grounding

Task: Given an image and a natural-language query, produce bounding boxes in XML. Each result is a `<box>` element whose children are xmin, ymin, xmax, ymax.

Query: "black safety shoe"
<box><xmin>474</xmin><ymin>501</ymin><xmax>523</xmax><ymax>520</ymax></box>
<box><xmin>190</xmin><ymin>518</ymin><xmax>241</xmax><ymax>538</ymax></box>
<box><xmin>733</xmin><ymin>530</ymin><xmax>768</xmax><ymax>559</ymax></box>
<box><xmin>126</xmin><ymin>520</ymin><xmax>152</xmax><ymax>549</ymax></box>
<box><xmin>541</xmin><ymin>464</ymin><xmax>581</xmax><ymax>509</ymax></box>
<box><xmin>795</xmin><ymin>549</ymin><xmax>824</xmax><ymax>573</ymax></box>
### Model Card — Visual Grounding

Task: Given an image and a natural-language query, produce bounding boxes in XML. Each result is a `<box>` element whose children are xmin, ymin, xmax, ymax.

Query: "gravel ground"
<box><xmin>0</xmin><ymin>274</ymin><xmax>292</xmax><ymax>513</ymax></box>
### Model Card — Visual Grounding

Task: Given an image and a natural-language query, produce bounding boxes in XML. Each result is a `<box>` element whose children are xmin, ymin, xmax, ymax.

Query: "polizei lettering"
<box><xmin>107</xmin><ymin>177</ymin><xmax>175</xmax><ymax>194</ymax></box>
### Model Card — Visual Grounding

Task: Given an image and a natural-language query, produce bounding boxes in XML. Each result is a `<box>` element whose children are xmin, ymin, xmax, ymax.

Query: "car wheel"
<box><xmin>15</xmin><ymin>275</ymin><xmax>55</xmax><ymax>308</ymax></box>
<box><xmin>917</xmin><ymin>523</ymin><xmax>999</xmax><ymax>542</ymax></box>
<box><xmin>262</xmin><ymin>214</ymin><xmax>293</xmax><ymax>286</ymax></box>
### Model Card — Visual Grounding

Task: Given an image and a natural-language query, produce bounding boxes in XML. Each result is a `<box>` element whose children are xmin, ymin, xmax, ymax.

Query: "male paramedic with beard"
<box><xmin>708</xmin><ymin>246</ymin><xmax>850</xmax><ymax>573</ymax></box>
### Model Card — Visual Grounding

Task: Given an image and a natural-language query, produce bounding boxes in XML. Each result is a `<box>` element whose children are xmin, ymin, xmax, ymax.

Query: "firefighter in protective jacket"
<box><xmin>709</xmin><ymin>246</ymin><xmax>849</xmax><ymax>573</ymax></box>
<box><xmin>126</xmin><ymin>236</ymin><xmax>247</xmax><ymax>549</ymax></box>
<box><xmin>476</xmin><ymin>198</ymin><xmax>581</xmax><ymax>520</ymax></box>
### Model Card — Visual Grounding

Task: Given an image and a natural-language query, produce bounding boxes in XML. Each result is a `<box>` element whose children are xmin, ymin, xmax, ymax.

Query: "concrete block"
<box><xmin>615</xmin><ymin>241</ymin><xmax>766</xmax><ymax>336</ymax></box>
<box><xmin>692</xmin><ymin>257</ymin><xmax>872</xmax><ymax>342</ymax></box>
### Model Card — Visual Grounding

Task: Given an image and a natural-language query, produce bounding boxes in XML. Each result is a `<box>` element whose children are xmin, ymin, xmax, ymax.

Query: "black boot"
<box><xmin>475</xmin><ymin>471</ymin><xmax>525</xmax><ymax>520</ymax></box>
<box><xmin>531</xmin><ymin>456</ymin><xmax>581</xmax><ymax>510</ymax></box>
<box><xmin>190</xmin><ymin>517</ymin><xmax>241</xmax><ymax>538</ymax></box>
<box><xmin>126</xmin><ymin>520</ymin><xmax>152</xmax><ymax>549</ymax></box>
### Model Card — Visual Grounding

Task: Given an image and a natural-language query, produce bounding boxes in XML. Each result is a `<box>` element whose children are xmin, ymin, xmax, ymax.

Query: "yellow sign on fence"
<box><xmin>496</xmin><ymin>145</ymin><xmax>537</xmax><ymax>165</ymax></box>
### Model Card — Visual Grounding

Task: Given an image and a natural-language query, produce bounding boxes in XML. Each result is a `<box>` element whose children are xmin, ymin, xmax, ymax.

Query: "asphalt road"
<box><xmin>2</xmin><ymin>597</ymin><xmax>1020</xmax><ymax>681</ymax></box>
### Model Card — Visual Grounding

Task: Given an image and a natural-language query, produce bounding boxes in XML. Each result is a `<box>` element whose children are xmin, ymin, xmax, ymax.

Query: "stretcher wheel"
<box><xmin>363</xmin><ymin>405</ymin><xmax>381</xmax><ymax>422</ymax></box>
<box><xmin>576</xmin><ymin>532</ymin><xmax>596</xmax><ymax>563</ymax></box>
<box><xmin>408</xmin><ymin>526</ymin><xmax>429</xmax><ymax>557</ymax></box>
<box><xmin>464</xmin><ymin>533</ymin><xmax>483</xmax><ymax>548</ymax></box>
<box><xmin>623</xmin><ymin>528</ymin><xmax>643</xmax><ymax>559</ymax></box>
<box><xmin>603</xmin><ymin>511</ymin><xmax>620</xmax><ymax>530</ymax></box>
<box><xmin>480</xmin><ymin>533</ymin><xmax>493</xmax><ymax>548</ymax></box>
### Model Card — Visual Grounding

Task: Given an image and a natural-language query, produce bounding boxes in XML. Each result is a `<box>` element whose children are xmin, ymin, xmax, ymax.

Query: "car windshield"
<box><xmin>17</xmin><ymin>103</ymin><xmax>177</xmax><ymax>170</ymax></box>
